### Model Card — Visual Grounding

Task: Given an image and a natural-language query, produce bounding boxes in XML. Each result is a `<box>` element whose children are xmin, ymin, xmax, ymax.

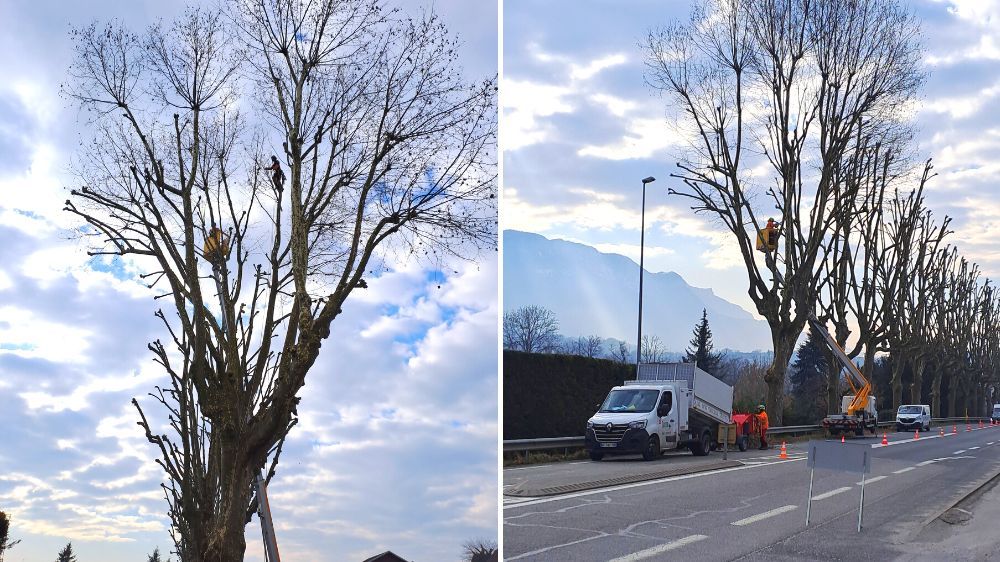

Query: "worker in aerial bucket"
<box><xmin>757</xmin><ymin>404</ymin><xmax>770</xmax><ymax>450</ymax></box>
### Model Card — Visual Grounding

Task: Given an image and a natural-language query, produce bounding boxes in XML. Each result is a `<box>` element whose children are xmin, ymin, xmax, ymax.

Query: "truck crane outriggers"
<box><xmin>757</xmin><ymin>220</ymin><xmax>877</xmax><ymax>436</ymax></box>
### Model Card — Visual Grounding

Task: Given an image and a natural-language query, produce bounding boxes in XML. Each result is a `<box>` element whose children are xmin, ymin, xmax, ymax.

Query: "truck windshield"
<box><xmin>599</xmin><ymin>389</ymin><xmax>659</xmax><ymax>413</ymax></box>
<box><xmin>994</xmin><ymin>406</ymin><xmax>1000</xmax><ymax>416</ymax></box>
<box><xmin>898</xmin><ymin>406</ymin><xmax>922</xmax><ymax>414</ymax></box>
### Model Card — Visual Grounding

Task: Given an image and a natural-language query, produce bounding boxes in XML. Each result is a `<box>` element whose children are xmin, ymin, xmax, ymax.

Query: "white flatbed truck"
<box><xmin>585</xmin><ymin>363</ymin><xmax>734</xmax><ymax>461</ymax></box>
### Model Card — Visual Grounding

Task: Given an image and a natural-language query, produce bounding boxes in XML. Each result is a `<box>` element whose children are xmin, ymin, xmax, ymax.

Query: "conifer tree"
<box><xmin>684</xmin><ymin>309</ymin><xmax>721</xmax><ymax>373</ymax></box>
<box><xmin>55</xmin><ymin>543</ymin><xmax>76</xmax><ymax>562</ymax></box>
<box><xmin>790</xmin><ymin>329</ymin><xmax>830</xmax><ymax>423</ymax></box>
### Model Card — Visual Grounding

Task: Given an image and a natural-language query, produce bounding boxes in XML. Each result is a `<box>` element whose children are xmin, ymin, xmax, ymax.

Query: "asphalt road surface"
<box><xmin>503</xmin><ymin>424</ymin><xmax>1000</xmax><ymax>561</ymax></box>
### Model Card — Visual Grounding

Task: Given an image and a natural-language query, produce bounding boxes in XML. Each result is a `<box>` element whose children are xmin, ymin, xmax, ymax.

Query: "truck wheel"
<box><xmin>642</xmin><ymin>436</ymin><xmax>660</xmax><ymax>461</ymax></box>
<box><xmin>691</xmin><ymin>430</ymin><xmax>711</xmax><ymax>456</ymax></box>
<box><xmin>737</xmin><ymin>436</ymin><xmax>748</xmax><ymax>452</ymax></box>
<box><xmin>589</xmin><ymin>451</ymin><xmax>604</xmax><ymax>461</ymax></box>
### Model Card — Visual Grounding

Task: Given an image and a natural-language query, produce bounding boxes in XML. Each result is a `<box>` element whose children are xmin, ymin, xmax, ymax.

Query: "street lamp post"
<box><xmin>636</xmin><ymin>176</ymin><xmax>656</xmax><ymax>372</ymax></box>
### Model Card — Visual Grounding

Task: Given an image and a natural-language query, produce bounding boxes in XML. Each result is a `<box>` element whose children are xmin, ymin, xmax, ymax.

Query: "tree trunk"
<box><xmin>909</xmin><ymin>358</ymin><xmax>925</xmax><ymax>405</ymax></box>
<box><xmin>826</xmin><ymin>360</ymin><xmax>841</xmax><ymax>416</ymax></box>
<box><xmin>202</xmin><ymin>461</ymin><xmax>253</xmax><ymax>562</ymax></box>
<box><xmin>930</xmin><ymin>368</ymin><xmax>942</xmax><ymax>418</ymax></box>
<box><xmin>947</xmin><ymin>378</ymin><xmax>958</xmax><ymax>418</ymax></box>
<box><xmin>765</xmin><ymin>335</ymin><xmax>794</xmax><ymax>426</ymax></box>
<box><xmin>890</xmin><ymin>356</ymin><xmax>905</xmax><ymax>412</ymax></box>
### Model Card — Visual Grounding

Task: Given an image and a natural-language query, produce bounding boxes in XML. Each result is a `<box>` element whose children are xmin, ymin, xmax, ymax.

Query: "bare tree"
<box><xmin>640</xmin><ymin>334</ymin><xmax>666</xmax><ymax>363</ymax></box>
<box><xmin>608</xmin><ymin>340</ymin><xmax>633</xmax><ymax>364</ymax></box>
<box><xmin>62</xmin><ymin>2</ymin><xmax>495</xmax><ymax>560</ymax></box>
<box><xmin>645</xmin><ymin>0</ymin><xmax>923</xmax><ymax>423</ymax></box>
<box><xmin>569</xmin><ymin>335</ymin><xmax>603</xmax><ymax>358</ymax></box>
<box><xmin>503</xmin><ymin>305</ymin><xmax>560</xmax><ymax>353</ymax></box>
<box><xmin>462</xmin><ymin>539</ymin><xmax>499</xmax><ymax>562</ymax></box>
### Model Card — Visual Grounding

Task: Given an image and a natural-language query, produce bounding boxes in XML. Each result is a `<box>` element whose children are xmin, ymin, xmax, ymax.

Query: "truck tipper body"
<box><xmin>585</xmin><ymin>362</ymin><xmax>734</xmax><ymax>461</ymax></box>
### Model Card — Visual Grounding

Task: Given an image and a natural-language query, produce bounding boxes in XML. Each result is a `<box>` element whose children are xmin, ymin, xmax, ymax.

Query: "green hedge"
<box><xmin>503</xmin><ymin>350</ymin><xmax>635</xmax><ymax>439</ymax></box>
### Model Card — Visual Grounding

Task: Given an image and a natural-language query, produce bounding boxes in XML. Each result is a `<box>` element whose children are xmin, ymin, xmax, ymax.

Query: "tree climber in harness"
<box><xmin>263</xmin><ymin>155</ymin><xmax>285</xmax><ymax>192</ymax></box>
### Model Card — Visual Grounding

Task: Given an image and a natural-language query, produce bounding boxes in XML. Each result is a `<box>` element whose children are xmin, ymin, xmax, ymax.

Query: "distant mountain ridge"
<box><xmin>503</xmin><ymin>230</ymin><xmax>772</xmax><ymax>352</ymax></box>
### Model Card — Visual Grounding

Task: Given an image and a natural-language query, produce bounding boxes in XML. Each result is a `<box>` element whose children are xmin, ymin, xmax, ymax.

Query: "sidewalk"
<box><xmin>897</xmin><ymin>474</ymin><xmax>1000</xmax><ymax>561</ymax></box>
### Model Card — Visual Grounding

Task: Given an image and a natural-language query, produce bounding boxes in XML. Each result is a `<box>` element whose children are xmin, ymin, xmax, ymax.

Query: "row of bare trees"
<box><xmin>647</xmin><ymin>0</ymin><xmax>998</xmax><ymax>423</ymax></box>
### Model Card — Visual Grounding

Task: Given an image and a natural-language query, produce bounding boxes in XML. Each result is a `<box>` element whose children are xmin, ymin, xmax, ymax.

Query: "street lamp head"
<box><xmin>642</xmin><ymin>176</ymin><xmax>656</xmax><ymax>184</ymax></box>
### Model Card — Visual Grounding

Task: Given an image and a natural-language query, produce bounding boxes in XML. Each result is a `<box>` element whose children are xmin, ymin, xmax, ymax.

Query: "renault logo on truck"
<box><xmin>606</xmin><ymin>423</ymin><xmax>613</xmax><ymax>432</ymax></box>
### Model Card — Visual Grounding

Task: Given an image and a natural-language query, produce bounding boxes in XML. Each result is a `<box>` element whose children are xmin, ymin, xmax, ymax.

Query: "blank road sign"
<box><xmin>807</xmin><ymin>440</ymin><xmax>871</xmax><ymax>474</ymax></box>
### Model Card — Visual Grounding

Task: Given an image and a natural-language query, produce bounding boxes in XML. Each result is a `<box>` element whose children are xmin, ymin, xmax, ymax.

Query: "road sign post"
<box><xmin>806</xmin><ymin>441</ymin><xmax>872</xmax><ymax>532</ymax></box>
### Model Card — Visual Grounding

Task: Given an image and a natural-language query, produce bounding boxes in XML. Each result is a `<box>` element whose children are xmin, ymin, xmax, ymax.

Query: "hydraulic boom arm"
<box><xmin>767</xmin><ymin>260</ymin><xmax>872</xmax><ymax>417</ymax></box>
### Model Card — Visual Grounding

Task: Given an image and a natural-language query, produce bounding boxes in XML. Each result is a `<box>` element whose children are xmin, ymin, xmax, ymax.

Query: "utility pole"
<box><xmin>636</xmin><ymin>176</ymin><xmax>656</xmax><ymax>371</ymax></box>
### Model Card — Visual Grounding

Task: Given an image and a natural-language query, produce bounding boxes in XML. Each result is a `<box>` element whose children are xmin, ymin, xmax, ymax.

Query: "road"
<box><xmin>503</xmin><ymin>424</ymin><xmax>1000</xmax><ymax>561</ymax></box>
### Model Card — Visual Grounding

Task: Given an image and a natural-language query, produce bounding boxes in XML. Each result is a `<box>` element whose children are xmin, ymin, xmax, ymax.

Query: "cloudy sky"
<box><xmin>0</xmin><ymin>1</ymin><xmax>497</xmax><ymax>561</ymax></box>
<box><xmin>503</xmin><ymin>0</ymin><xmax>1000</xmax><ymax>320</ymax></box>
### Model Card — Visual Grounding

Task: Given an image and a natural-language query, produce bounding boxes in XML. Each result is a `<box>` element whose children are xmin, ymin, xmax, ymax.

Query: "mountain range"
<box><xmin>503</xmin><ymin>230</ymin><xmax>773</xmax><ymax>352</ymax></box>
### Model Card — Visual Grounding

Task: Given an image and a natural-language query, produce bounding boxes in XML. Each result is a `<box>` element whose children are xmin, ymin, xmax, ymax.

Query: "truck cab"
<box><xmin>896</xmin><ymin>404</ymin><xmax>930</xmax><ymax>432</ymax></box>
<box><xmin>585</xmin><ymin>383</ymin><xmax>681</xmax><ymax>461</ymax></box>
<box><xmin>992</xmin><ymin>404</ymin><xmax>1000</xmax><ymax>424</ymax></box>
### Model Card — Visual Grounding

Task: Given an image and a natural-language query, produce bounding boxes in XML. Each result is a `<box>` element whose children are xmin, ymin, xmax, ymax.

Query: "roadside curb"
<box><xmin>918</xmin><ymin>460</ymin><xmax>1000</xmax><ymax>529</ymax></box>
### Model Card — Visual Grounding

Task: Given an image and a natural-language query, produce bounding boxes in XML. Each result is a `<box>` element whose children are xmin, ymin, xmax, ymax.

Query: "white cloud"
<box><xmin>577</xmin><ymin>117</ymin><xmax>681</xmax><ymax>160</ymax></box>
<box><xmin>570</xmin><ymin>53</ymin><xmax>628</xmax><ymax>80</ymax></box>
<box><xmin>502</xmin><ymin>79</ymin><xmax>574</xmax><ymax>150</ymax></box>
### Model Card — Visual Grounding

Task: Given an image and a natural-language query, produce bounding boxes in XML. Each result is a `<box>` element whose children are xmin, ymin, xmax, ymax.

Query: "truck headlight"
<box><xmin>586</xmin><ymin>421</ymin><xmax>594</xmax><ymax>429</ymax></box>
<box><xmin>629</xmin><ymin>420</ymin><xmax>647</xmax><ymax>429</ymax></box>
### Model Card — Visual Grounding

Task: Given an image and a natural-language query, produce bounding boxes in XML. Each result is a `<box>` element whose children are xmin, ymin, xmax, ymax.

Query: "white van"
<box><xmin>896</xmin><ymin>404</ymin><xmax>930</xmax><ymax>432</ymax></box>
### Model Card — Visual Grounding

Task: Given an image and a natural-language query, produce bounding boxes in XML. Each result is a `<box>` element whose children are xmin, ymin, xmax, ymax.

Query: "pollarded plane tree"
<box><xmin>63</xmin><ymin>2</ymin><xmax>496</xmax><ymax>560</ymax></box>
<box><xmin>881</xmin><ymin>193</ymin><xmax>949</xmax><ymax>410</ymax></box>
<box><xmin>967</xmin><ymin>281</ymin><xmax>998</xmax><ymax>417</ymax></box>
<box><xmin>645</xmin><ymin>0</ymin><xmax>923</xmax><ymax>423</ymax></box>
<box><xmin>939</xmin><ymin>255</ymin><xmax>979</xmax><ymax>417</ymax></box>
<box><xmin>813</xmin><ymin>125</ymin><xmax>923</xmax><ymax>414</ymax></box>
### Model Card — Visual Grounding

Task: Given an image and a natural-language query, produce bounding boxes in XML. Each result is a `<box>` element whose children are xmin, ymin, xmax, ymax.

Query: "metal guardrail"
<box><xmin>504</xmin><ymin>417</ymin><xmax>993</xmax><ymax>453</ymax></box>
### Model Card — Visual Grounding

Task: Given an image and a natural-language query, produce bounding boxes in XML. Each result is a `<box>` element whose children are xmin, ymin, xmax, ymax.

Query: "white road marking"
<box><xmin>954</xmin><ymin>450</ymin><xmax>966</xmax><ymax>454</ymax></box>
<box><xmin>857</xmin><ymin>475</ymin><xmax>887</xmax><ymax>485</ymax></box>
<box><xmin>811</xmin><ymin>486</ymin><xmax>853</xmax><ymax>501</ymax></box>
<box><xmin>606</xmin><ymin>534</ymin><xmax>710</xmax><ymax>562</ymax></box>
<box><xmin>969</xmin><ymin>446</ymin><xmax>981</xmax><ymax>450</ymax></box>
<box><xmin>503</xmin><ymin>457</ymin><xmax>806</xmax><ymax>509</ymax></box>
<box><xmin>893</xmin><ymin>467</ymin><xmax>916</xmax><ymax>474</ymax></box>
<box><xmin>916</xmin><ymin>460</ymin><xmax>937</xmax><ymax>466</ymax></box>
<box><xmin>988</xmin><ymin>442</ymin><xmax>994</xmax><ymax>446</ymax></box>
<box><xmin>731</xmin><ymin>505</ymin><xmax>798</xmax><ymax>526</ymax></box>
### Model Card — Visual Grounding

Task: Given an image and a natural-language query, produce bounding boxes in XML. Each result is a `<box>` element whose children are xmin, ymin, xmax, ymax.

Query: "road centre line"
<box><xmin>811</xmin><ymin>487</ymin><xmax>853</xmax><ymax>501</ymax></box>
<box><xmin>916</xmin><ymin>460</ymin><xmax>937</xmax><ymax>466</ymax></box>
<box><xmin>969</xmin><ymin>446</ymin><xmax>981</xmax><ymax>450</ymax></box>
<box><xmin>893</xmin><ymin>467</ymin><xmax>916</xmax><ymax>474</ymax></box>
<box><xmin>857</xmin><ymin>475</ymin><xmax>887</xmax><ymax>485</ymax></box>
<box><xmin>954</xmin><ymin>450</ymin><xmax>966</xmax><ymax>454</ymax></box>
<box><xmin>606</xmin><ymin>534</ymin><xmax>709</xmax><ymax>562</ymax></box>
<box><xmin>988</xmin><ymin>442</ymin><xmax>995</xmax><ymax>445</ymax></box>
<box><xmin>731</xmin><ymin>505</ymin><xmax>798</xmax><ymax>526</ymax></box>
<box><xmin>503</xmin><ymin>457</ymin><xmax>806</xmax><ymax>509</ymax></box>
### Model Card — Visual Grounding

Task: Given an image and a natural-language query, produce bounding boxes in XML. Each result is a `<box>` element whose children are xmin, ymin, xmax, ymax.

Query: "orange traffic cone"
<box><xmin>940</xmin><ymin>427</ymin><xmax>945</xmax><ymax>437</ymax></box>
<box><xmin>779</xmin><ymin>441</ymin><xmax>788</xmax><ymax>459</ymax></box>
<box><xmin>967</xmin><ymin>423</ymin><xmax>972</xmax><ymax>432</ymax></box>
<box><xmin>841</xmin><ymin>435</ymin><xmax>846</xmax><ymax>443</ymax></box>
<box><xmin>980</xmin><ymin>420</ymin><xmax>984</xmax><ymax>429</ymax></box>
<box><xmin>954</xmin><ymin>424</ymin><xmax>958</xmax><ymax>434</ymax></box>
<box><xmin>915</xmin><ymin>430</ymin><xmax>920</xmax><ymax>440</ymax></box>
<box><xmin>881</xmin><ymin>433</ymin><xmax>888</xmax><ymax>445</ymax></box>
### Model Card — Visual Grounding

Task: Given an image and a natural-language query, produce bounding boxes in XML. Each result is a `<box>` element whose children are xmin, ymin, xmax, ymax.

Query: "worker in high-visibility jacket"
<box><xmin>757</xmin><ymin>404</ymin><xmax>769</xmax><ymax>450</ymax></box>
